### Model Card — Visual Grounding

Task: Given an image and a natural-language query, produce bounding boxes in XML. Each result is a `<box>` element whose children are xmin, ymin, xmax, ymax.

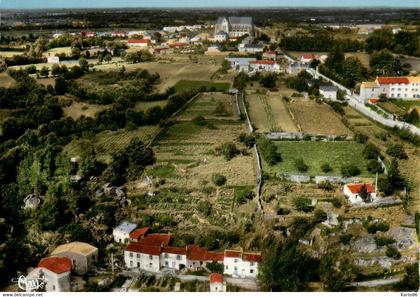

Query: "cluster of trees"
<box><xmin>319</xmin><ymin>47</ymin><xmax>368</xmax><ymax>88</ymax></box>
<box><xmin>123</xmin><ymin>50</ymin><xmax>154</xmax><ymax>64</ymax></box>
<box><xmin>257</xmin><ymin>137</ymin><xmax>282</xmax><ymax>165</ymax></box>
<box><xmin>280</xmin><ymin>32</ymin><xmax>364</xmax><ymax>52</ymax></box>
<box><xmin>366</xmin><ymin>29</ymin><xmax>420</xmax><ymax>57</ymax></box>
<box><xmin>370</xmin><ymin>50</ymin><xmax>410</xmax><ymax>76</ymax></box>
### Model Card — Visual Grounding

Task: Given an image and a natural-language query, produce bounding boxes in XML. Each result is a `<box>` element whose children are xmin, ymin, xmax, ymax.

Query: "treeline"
<box><xmin>366</xmin><ymin>29</ymin><xmax>420</xmax><ymax>57</ymax></box>
<box><xmin>280</xmin><ymin>32</ymin><xmax>364</xmax><ymax>52</ymax></box>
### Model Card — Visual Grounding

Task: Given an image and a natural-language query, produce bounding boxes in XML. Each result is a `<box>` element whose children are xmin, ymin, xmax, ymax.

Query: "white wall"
<box><xmin>42</xmin><ymin>269</ymin><xmax>71</xmax><ymax>292</ymax></box>
<box><xmin>124</xmin><ymin>251</ymin><xmax>160</xmax><ymax>273</ymax></box>
<box><xmin>223</xmin><ymin>257</ymin><xmax>258</xmax><ymax>278</ymax></box>
<box><xmin>160</xmin><ymin>253</ymin><xmax>187</xmax><ymax>270</ymax></box>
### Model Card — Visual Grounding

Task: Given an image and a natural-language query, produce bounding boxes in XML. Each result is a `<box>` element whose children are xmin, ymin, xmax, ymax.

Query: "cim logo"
<box><xmin>11</xmin><ymin>275</ymin><xmax>46</xmax><ymax>291</ymax></box>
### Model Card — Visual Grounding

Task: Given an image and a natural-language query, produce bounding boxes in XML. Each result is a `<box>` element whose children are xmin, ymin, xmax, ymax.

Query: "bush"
<box><xmin>366</xmin><ymin>159</ymin><xmax>384</xmax><ymax>174</ymax></box>
<box><xmin>238</xmin><ymin>133</ymin><xmax>256</xmax><ymax>148</ymax></box>
<box><xmin>235</xmin><ymin>187</ymin><xmax>254</xmax><ymax>204</ymax></box>
<box><xmin>364</xmin><ymin>220</ymin><xmax>390</xmax><ymax>234</ymax></box>
<box><xmin>354</xmin><ymin>133</ymin><xmax>368</xmax><ymax>144</ymax></box>
<box><xmin>258</xmin><ymin>137</ymin><xmax>282</xmax><ymax>165</ymax></box>
<box><xmin>331</xmin><ymin>199</ymin><xmax>342</xmax><ymax>208</ymax></box>
<box><xmin>375</xmin><ymin>236</ymin><xmax>396</xmax><ymax>247</ymax></box>
<box><xmin>277</xmin><ymin>207</ymin><xmax>291</xmax><ymax>215</ymax></box>
<box><xmin>339</xmin><ymin>234</ymin><xmax>353</xmax><ymax>245</ymax></box>
<box><xmin>215</xmin><ymin>142</ymin><xmax>240</xmax><ymax>161</ymax></box>
<box><xmin>192</xmin><ymin>115</ymin><xmax>207</xmax><ymax>126</ymax></box>
<box><xmin>313</xmin><ymin>209</ymin><xmax>327</xmax><ymax>223</ymax></box>
<box><xmin>341</xmin><ymin>164</ymin><xmax>360</xmax><ymax>177</ymax></box>
<box><xmin>294</xmin><ymin>158</ymin><xmax>309</xmax><ymax>172</ymax></box>
<box><xmin>386</xmin><ymin>246</ymin><xmax>401</xmax><ymax>259</ymax></box>
<box><xmin>212</xmin><ymin>173</ymin><xmax>226</xmax><ymax>186</ymax></box>
<box><xmin>363</xmin><ymin>143</ymin><xmax>380</xmax><ymax>160</ymax></box>
<box><xmin>293</xmin><ymin>197</ymin><xmax>314</xmax><ymax>213</ymax></box>
<box><xmin>320</xmin><ymin>163</ymin><xmax>333</xmax><ymax>173</ymax></box>
<box><xmin>386</xmin><ymin>143</ymin><xmax>408</xmax><ymax>159</ymax></box>
<box><xmin>197</xmin><ymin>200</ymin><xmax>212</xmax><ymax>216</ymax></box>
<box><xmin>317</xmin><ymin>181</ymin><xmax>335</xmax><ymax>191</ymax></box>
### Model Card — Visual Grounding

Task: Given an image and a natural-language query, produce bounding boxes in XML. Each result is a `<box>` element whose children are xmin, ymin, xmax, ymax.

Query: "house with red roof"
<box><xmin>161</xmin><ymin>246</ymin><xmax>188</xmax><ymax>270</ymax></box>
<box><xmin>223</xmin><ymin>249</ymin><xmax>262</xmax><ymax>278</ymax></box>
<box><xmin>128</xmin><ymin>39</ymin><xmax>149</xmax><ymax>47</ymax></box>
<box><xmin>249</xmin><ymin>60</ymin><xmax>280</xmax><ymax>73</ymax></box>
<box><xmin>262</xmin><ymin>50</ymin><xmax>277</xmax><ymax>60</ymax></box>
<box><xmin>301</xmin><ymin>53</ymin><xmax>316</xmax><ymax>64</ymax></box>
<box><xmin>27</xmin><ymin>257</ymin><xmax>72</xmax><ymax>292</ymax></box>
<box><xmin>210</xmin><ymin>273</ymin><xmax>226</xmax><ymax>292</ymax></box>
<box><xmin>343</xmin><ymin>183</ymin><xmax>377</xmax><ymax>204</ymax></box>
<box><xmin>360</xmin><ymin>76</ymin><xmax>419</xmax><ymax>101</ymax></box>
<box><xmin>129</xmin><ymin>227</ymin><xmax>150</xmax><ymax>242</ymax></box>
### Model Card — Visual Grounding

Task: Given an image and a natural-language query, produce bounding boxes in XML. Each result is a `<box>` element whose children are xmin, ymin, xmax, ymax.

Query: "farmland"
<box><xmin>134</xmin><ymin>100</ymin><xmax>168</xmax><ymax>111</ymax></box>
<box><xmin>246</xmin><ymin>92</ymin><xmax>298</xmax><ymax>132</ymax></box>
<box><xmin>261</xmin><ymin>140</ymin><xmax>372</xmax><ymax>177</ymax></box>
<box><xmin>63</xmin><ymin>101</ymin><xmax>110</xmax><ymax>119</ymax></box>
<box><xmin>173</xmin><ymin>80</ymin><xmax>230</xmax><ymax>93</ymax></box>
<box><xmin>288</xmin><ymin>98</ymin><xmax>352</xmax><ymax>136</ymax></box>
<box><xmin>0</xmin><ymin>72</ymin><xmax>16</xmax><ymax>88</ymax></box>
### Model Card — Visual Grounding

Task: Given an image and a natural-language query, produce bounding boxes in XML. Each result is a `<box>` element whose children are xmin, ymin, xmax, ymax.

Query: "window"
<box><xmin>149</xmin><ymin>263</ymin><xmax>153</xmax><ymax>267</ymax></box>
<box><xmin>136</xmin><ymin>254</ymin><xmax>140</xmax><ymax>259</ymax></box>
<box><xmin>129</xmin><ymin>253</ymin><xmax>133</xmax><ymax>257</ymax></box>
<box><xmin>130</xmin><ymin>261</ymin><xmax>133</xmax><ymax>267</ymax></box>
<box><xmin>137</xmin><ymin>262</ymin><xmax>140</xmax><ymax>268</ymax></box>
<box><xmin>176</xmin><ymin>255</ymin><xmax>181</xmax><ymax>260</ymax></box>
<box><xmin>250</xmin><ymin>269</ymin><xmax>254</xmax><ymax>273</ymax></box>
<box><xmin>164</xmin><ymin>253</ymin><xmax>168</xmax><ymax>259</ymax></box>
<box><xmin>250</xmin><ymin>262</ymin><xmax>255</xmax><ymax>266</ymax></box>
<box><xmin>234</xmin><ymin>259</ymin><xmax>239</xmax><ymax>263</ymax></box>
<box><xmin>165</xmin><ymin>261</ymin><xmax>169</xmax><ymax>266</ymax></box>
<box><xmin>149</xmin><ymin>255</ymin><xmax>153</xmax><ymax>260</ymax></box>
<box><xmin>234</xmin><ymin>266</ymin><xmax>238</xmax><ymax>271</ymax></box>
<box><xmin>52</xmin><ymin>285</ymin><xmax>56</xmax><ymax>291</ymax></box>
<box><xmin>225</xmin><ymin>265</ymin><xmax>228</xmax><ymax>270</ymax></box>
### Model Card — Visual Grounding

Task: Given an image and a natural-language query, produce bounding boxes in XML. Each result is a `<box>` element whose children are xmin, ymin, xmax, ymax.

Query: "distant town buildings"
<box><xmin>127</xmin><ymin>38</ymin><xmax>149</xmax><ymax>47</ymax></box>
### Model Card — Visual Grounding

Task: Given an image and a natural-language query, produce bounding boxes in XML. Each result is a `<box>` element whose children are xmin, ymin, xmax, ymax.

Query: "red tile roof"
<box><xmin>187</xmin><ymin>245</ymin><xmax>208</xmax><ymax>261</ymax></box>
<box><xmin>210</xmin><ymin>273</ymin><xmax>223</xmax><ymax>284</ymax></box>
<box><xmin>128</xmin><ymin>39</ymin><xmax>148</xmax><ymax>44</ymax></box>
<box><xmin>162</xmin><ymin>246</ymin><xmax>186</xmax><ymax>255</ymax></box>
<box><xmin>224</xmin><ymin>250</ymin><xmax>242</xmax><ymax>258</ymax></box>
<box><xmin>302</xmin><ymin>54</ymin><xmax>315</xmax><ymax>59</ymax></box>
<box><xmin>169</xmin><ymin>42</ymin><xmax>188</xmax><ymax>48</ymax></box>
<box><xmin>38</xmin><ymin>257</ymin><xmax>72</xmax><ymax>274</ymax></box>
<box><xmin>250</xmin><ymin>60</ymin><xmax>276</xmax><ymax>65</ymax></box>
<box><xmin>243</xmin><ymin>252</ymin><xmax>262</xmax><ymax>262</ymax></box>
<box><xmin>126</xmin><ymin>243</ymin><xmax>161</xmax><ymax>256</ymax></box>
<box><xmin>206</xmin><ymin>251</ymin><xmax>224</xmax><ymax>262</ymax></box>
<box><xmin>345</xmin><ymin>183</ymin><xmax>375</xmax><ymax>194</ymax></box>
<box><xmin>264</xmin><ymin>51</ymin><xmax>276</xmax><ymax>55</ymax></box>
<box><xmin>138</xmin><ymin>234</ymin><xmax>171</xmax><ymax>247</ymax></box>
<box><xmin>130</xmin><ymin>227</ymin><xmax>149</xmax><ymax>240</ymax></box>
<box><xmin>377</xmin><ymin>77</ymin><xmax>409</xmax><ymax>84</ymax></box>
<box><xmin>368</xmin><ymin>98</ymin><xmax>381</xmax><ymax>104</ymax></box>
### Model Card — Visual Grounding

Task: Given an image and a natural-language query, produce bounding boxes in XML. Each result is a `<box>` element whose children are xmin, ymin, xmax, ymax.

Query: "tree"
<box><xmin>359</xmin><ymin>184</ymin><xmax>372</xmax><ymax>203</ymax></box>
<box><xmin>294</xmin><ymin>158</ymin><xmax>308</xmax><ymax>172</ymax></box>
<box><xmin>394</xmin><ymin>263</ymin><xmax>419</xmax><ymax>291</ymax></box>
<box><xmin>51</xmin><ymin>63</ymin><xmax>61</xmax><ymax>76</ymax></box>
<box><xmin>79</xmin><ymin>57</ymin><xmax>89</xmax><ymax>71</ymax></box>
<box><xmin>293</xmin><ymin>197</ymin><xmax>313</xmax><ymax>213</ymax></box>
<box><xmin>258</xmin><ymin>137</ymin><xmax>282</xmax><ymax>165</ymax></box>
<box><xmin>97</xmin><ymin>53</ymin><xmax>104</xmax><ymax>63</ymax></box>
<box><xmin>363</xmin><ymin>143</ymin><xmax>380</xmax><ymax>159</ymax></box>
<box><xmin>215</xmin><ymin>143</ymin><xmax>240</xmax><ymax>161</ymax></box>
<box><xmin>25</xmin><ymin>65</ymin><xmax>37</xmax><ymax>74</ymax></box>
<box><xmin>321</xmin><ymin>163</ymin><xmax>333</xmax><ymax>173</ymax></box>
<box><xmin>260</xmin><ymin>73</ymin><xmax>277</xmax><ymax>88</ymax></box>
<box><xmin>104</xmin><ymin>54</ymin><xmax>112</xmax><ymax>63</ymax></box>
<box><xmin>319</xmin><ymin>252</ymin><xmax>357</xmax><ymax>291</ymax></box>
<box><xmin>366</xmin><ymin>159</ymin><xmax>384</xmax><ymax>174</ymax></box>
<box><xmin>39</xmin><ymin>66</ymin><xmax>49</xmax><ymax>77</ymax></box>
<box><xmin>341</xmin><ymin>164</ymin><xmax>360</xmax><ymax>177</ymax></box>
<box><xmin>212</xmin><ymin>173</ymin><xmax>226</xmax><ymax>186</ymax></box>
<box><xmin>54</xmin><ymin>77</ymin><xmax>67</xmax><ymax>95</ymax></box>
<box><xmin>386</xmin><ymin>143</ymin><xmax>407</xmax><ymax>159</ymax></box>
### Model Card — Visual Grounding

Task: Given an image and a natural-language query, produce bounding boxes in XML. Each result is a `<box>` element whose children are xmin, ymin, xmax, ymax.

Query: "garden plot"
<box><xmin>261</xmin><ymin>140</ymin><xmax>372</xmax><ymax>177</ymax></box>
<box><xmin>175</xmin><ymin>92</ymin><xmax>237</xmax><ymax>121</ymax></box>
<box><xmin>288</xmin><ymin>98</ymin><xmax>352</xmax><ymax>136</ymax></box>
<box><xmin>247</xmin><ymin>92</ymin><xmax>298</xmax><ymax>132</ymax></box>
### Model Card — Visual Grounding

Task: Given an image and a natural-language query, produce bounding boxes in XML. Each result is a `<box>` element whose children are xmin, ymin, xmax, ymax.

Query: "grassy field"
<box><xmin>377</xmin><ymin>101</ymin><xmax>407</xmax><ymax>117</ymax></box>
<box><xmin>262</xmin><ymin>140</ymin><xmax>371</xmax><ymax>177</ymax></box>
<box><xmin>173</xmin><ymin>80</ymin><xmax>230</xmax><ymax>93</ymax></box>
<box><xmin>0</xmin><ymin>51</ymin><xmax>25</xmax><ymax>58</ymax></box>
<box><xmin>175</xmin><ymin>92</ymin><xmax>237</xmax><ymax>121</ymax></box>
<box><xmin>288</xmin><ymin>98</ymin><xmax>352</xmax><ymax>136</ymax></box>
<box><xmin>134</xmin><ymin>100</ymin><xmax>168</xmax><ymax>111</ymax></box>
<box><xmin>0</xmin><ymin>72</ymin><xmax>16</xmax><ymax>88</ymax></box>
<box><xmin>63</xmin><ymin>101</ymin><xmax>110</xmax><ymax>119</ymax></box>
<box><xmin>43</xmin><ymin>47</ymin><xmax>72</xmax><ymax>56</ymax></box>
<box><xmin>64</xmin><ymin>125</ymin><xmax>160</xmax><ymax>163</ymax></box>
<box><xmin>247</xmin><ymin>92</ymin><xmax>298</xmax><ymax>132</ymax></box>
<box><xmin>391</xmin><ymin>100</ymin><xmax>420</xmax><ymax>112</ymax></box>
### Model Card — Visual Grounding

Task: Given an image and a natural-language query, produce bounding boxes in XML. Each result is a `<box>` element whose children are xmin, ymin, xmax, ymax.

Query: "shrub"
<box><xmin>192</xmin><ymin>115</ymin><xmax>207</xmax><ymax>126</ymax></box>
<box><xmin>238</xmin><ymin>133</ymin><xmax>256</xmax><ymax>148</ymax></box>
<box><xmin>386</xmin><ymin>246</ymin><xmax>401</xmax><ymax>259</ymax></box>
<box><xmin>331</xmin><ymin>199</ymin><xmax>342</xmax><ymax>208</ymax></box>
<box><xmin>386</xmin><ymin>143</ymin><xmax>408</xmax><ymax>159</ymax></box>
<box><xmin>375</xmin><ymin>236</ymin><xmax>396</xmax><ymax>247</ymax></box>
<box><xmin>366</xmin><ymin>159</ymin><xmax>384</xmax><ymax>174</ymax></box>
<box><xmin>215</xmin><ymin>142</ymin><xmax>240</xmax><ymax>161</ymax></box>
<box><xmin>364</xmin><ymin>220</ymin><xmax>390</xmax><ymax>234</ymax></box>
<box><xmin>293</xmin><ymin>197</ymin><xmax>314</xmax><ymax>213</ymax></box>
<box><xmin>320</xmin><ymin>163</ymin><xmax>333</xmax><ymax>173</ymax></box>
<box><xmin>354</xmin><ymin>133</ymin><xmax>368</xmax><ymax>144</ymax></box>
<box><xmin>197</xmin><ymin>200</ymin><xmax>212</xmax><ymax>216</ymax></box>
<box><xmin>317</xmin><ymin>181</ymin><xmax>335</xmax><ymax>191</ymax></box>
<box><xmin>258</xmin><ymin>137</ymin><xmax>282</xmax><ymax>165</ymax></box>
<box><xmin>277</xmin><ymin>207</ymin><xmax>291</xmax><ymax>215</ymax></box>
<box><xmin>235</xmin><ymin>187</ymin><xmax>254</xmax><ymax>204</ymax></box>
<box><xmin>313</xmin><ymin>209</ymin><xmax>327</xmax><ymax>223</ymax></box>
<box><xmin>212</xmin><ymin>173</ymin><xmax>226</xmax><ymax>186</ymax></box>
<box><xmin>363</xmin><ymin>143</ymin><xmax>380</xmax><ymax>160</ymax></box>
<box><xmin>341</xmin><ymin>164</ymin><xmax>360</xmax><ymax>177</ymax></box>
<box><xmin>294</xmin><ymin>158</ymin><xmax>309</xmax><ymax>172</ymax></box>
<box><xmin>339</xmin><ymin>234</ymin><xmax>353</xmax><ymax>245</ymax></box>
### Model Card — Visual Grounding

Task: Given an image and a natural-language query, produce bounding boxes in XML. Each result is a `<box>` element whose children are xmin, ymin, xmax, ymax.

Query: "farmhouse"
<box><xmin>214</xmin><ymin>31</ymin><xmax>228</xmax><ymax>42</ymax></box>
<box><xmin>112</xmin><ymin>32</ymin><xmax>126</xmax><ymax>37</ymax></box>
<box><xmin>127</xmin><ymin>39</ymin><xmax>149</xmax><ymax>47</ymax></box>
<box><xmin>51</xmin><ymin>242</ymin><xmax>98</xmax><ymax>275</ymax></box>
<box><xmin>343</xmin><ymin>183</ymin><xmax>377</xmax><ymax>204</ymax></box>
<box><xmin>210</xmin><ymin>273</ymin><xmax>226</xmax><ymax>292</ymax></box>
<box><xmin>319</xmin><ymin>85</ymin><xmax>338</xmax><ymax>101</ymax></box>
<box><xmin>225</xmin><ymin>57</ymin><xmax>256</xmax><ymax>72</ymax></box>
<box><xmin>129</xmin><ymin>227</ymin><xmax>150</xmax><ymax>242</ymax></box>
<box><xmin>47</xmin><ymin>56</ymin><xmax>60</xmax><ymax>64</ymax></box>
<box><xmin>249</xmin><ymin>60</ymin><xmax>280</xmax><ymax>73</ymax></box>
<box><xmin>113</xmin><ymin>220</ymin><xmax>137</xmax><ymax>243</ymax></box>
<box><xmin>27</xmin><ymin>257</ymin><xmax>72</xmax><ymax>292</ymax></box>
<box><xmin>214</xmin><ymin>17</ymin><xmax>254</xmax><ymax>38</ymax></box>
<box><xmin>287</xmin><ymin>62</ymin><xmax>308</xmax><ymax>74</ymax></box>
<box><xmin>263</xmin><ymin>50</ymin><xmax>277</xmax><ymax>60</ymax></box>
<box><xmin>301</xmin><ymin>53</ymin><xmax>316</xmax><ymax>64</ymax></box>
<box><xmin>223</xmin><ymin>249</ymin><xmax>262</xmax><ymax>278</ymax></box>
<box><xmin>359</xmin><ymin>76</ymin><xmax>420</xmax><ymax>101</ymax></box>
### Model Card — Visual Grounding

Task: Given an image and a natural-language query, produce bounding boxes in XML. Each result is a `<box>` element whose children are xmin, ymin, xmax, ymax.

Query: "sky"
<box><xmin>1</xmin><ymin>0</ymin><xmax>419</xmax><ymax>9</ymax></box>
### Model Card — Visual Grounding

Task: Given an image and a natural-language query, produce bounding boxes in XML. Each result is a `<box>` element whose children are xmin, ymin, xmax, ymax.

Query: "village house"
<box><xmin>186</xmin><ymin>245</ymin><xmax>224</xmax><ymax>271</ymax></box>
<box><xmin>127</xmin><ymin>38</ymin><xmax>149</xmax><ymax>47</ymax></box>
<box><xmin>262</xmin><ymin>50</ymin><xmax>277</xmax><ymax>60</ymax></box>
<box><xmin>27</xmin><ymin>257</ymin><xmax>72</xmax><ymax>292</ymax></box>
<box><xmin>112</xmin><ymin>32</ymin><xmax>126</xmax><ymax>38</ymax></box>
<box><xmin>47</xmin><ymin>56</ymin><xmax>60</xmax><ymax>64</ymax></box>
<box><xmin>209</xmin><ymin>273</ymin><xmax>226</xmax><ymax>292</ymax></box>
<box><xmin>129</xmin><ymin>227</ymin><xmax>150</xmax><ymax>242</ymax></box>
<box><xmin>125</xmin><ymin>243</ymin><xmax>162</xmax><ymax>273</ymax></box>
<box><xmin>301</xmin><ymin>53</ymin><xmax>316</xmax><ymax>64</ymax></box>
<box><xmin>225</xmin><ymin>57</ymin><xmax>256</xmax><ymax>72</ymax></box>
<box><xmin>206</xmin><ymin>45</ymin><xmax>222</xmax><ymax>54</ymax></box>
<box><xmin>223</xmin><ymin>249</ymin><xmax>262</xmax><ymax>278</ymax></box>
<box><xmin>287</xmin><ymin>62</ymin><xmax>308</xmax><ymax>74</ymax></box>
<box><xmin>249</xmin><ymin>60</ymin><xmax>280</xmax><ymax>73</ymax></box>
<box><xmin>238</xmin><ymin>43</ymin><xmax>264</xmax><ymax>53</ymax></box>
<box><xmin>82</xmin><ymin>31</ymin><xmax>96</xmax><ymax>38</ymax></box>
<box><xmin>359</xmin><ymin>76</ymin><xmax>420</xmax><ymax>101</ymax></box>
<box><xmin>214</xmin><ymin>31</ymin><xmax>228</xmax><ymax>42</ymax></box>
<box><xmin>51</xmin><ymin>242</ymin><xmax>98</xmax><ymax>275</ymax></box>
<box><xmin>343</xmin><ymin>183</ymin><xmax>377</xmax><ymax>204</ymax></box>
<box><xmin>319</xmin><ymin>85</ymin><xmax>338</xmax><ymax>101</ymax></box>
<box><xmin>113</xmin><ymin>221</ymin><xmax>137</xmax><ymax>243</ymax></box>
<box><xmin>161</xmin><ymin>246</ymin><xmax>188</xmax><ymax>270</ymax></box>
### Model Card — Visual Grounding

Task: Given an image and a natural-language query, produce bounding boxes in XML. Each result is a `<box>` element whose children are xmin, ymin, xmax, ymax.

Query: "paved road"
<box><xmin>350</xmin><ymin>276</ymin><xmax>402</xmax><ymax>287</ymax></box>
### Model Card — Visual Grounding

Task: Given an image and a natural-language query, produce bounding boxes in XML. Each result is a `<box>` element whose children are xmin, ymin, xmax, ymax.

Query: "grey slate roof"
<box><xmin>228</xmin><ymin>17</ymin><xmax>253</xmax><ymax>25</ymax></box>
<box><xmin>319</xmin><ymin>85</ymin><xmax>337</xmax><ymax>92</ymax></box>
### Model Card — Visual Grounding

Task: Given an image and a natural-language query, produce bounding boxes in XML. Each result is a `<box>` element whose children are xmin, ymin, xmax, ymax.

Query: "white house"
<box><xmin>127</xmin><ymin>39</ymin><xmax>149</xmax><ymax>47</ymax></box>
<box><xmin>239</xmin><ymin>44</ymin><xmax>264</xmax><ymax>53</ymax></box>
<box><xmin>359</xmin><ymin>81</ymin><xmax>381</xmax><ymax>102</ymax></box>
<box><xmin>125</xmin><ymin>243</ymin><xmax>161</xmax><ymax>273</ymax></box>
<box><xmin>319</xmin><ymin>85</ymin><xmax>337</xmax><ymax>101</ymax></box>
<box><xmin>113</xmin><ymin>221</ymin><xmax>137</xmax><ymax>243</ymax></box>
<box><xmin>223</xmin><ymin>250</ymin><xmax>261</xmax><ymax>278</ymax></box>
<box><xmin>249</xmin><ymin>60</ymin><xmax>280</xmax><ymax>73</ymax></box>
<box><xmin>27</xmin><ymin>257</ymin><xmax>72</xmax><ymax>292</ymax></box>
<box><xmin>343</xmin><ymin>183</ymin><xmax>377</xmax><ymax>204</ymax></box>
<box><xmin>47</xmin><ymin>56</ymin><xmax>60</xmax><ymax>64</ymax></box>
<box><xmin>359</xmin><ymin>77</ymin><xmax>420</xmax><ymax>101</ymax></box>
<box><xmin>214</xmin><ymin>31</ymin><xmax>228</xmax><ymax>42</ymax></box>
<box><xmin>210</xmin><ymin>273</ymin><xmax>226</xmax><ymax>292</ymax></box>
<box><xmin>225</xmin><ymin>57</ymin><xmax>256</xmax><ymax>72</ymax></box>
<box><xmin>160</xmin><ymin>246</ymin><xmax>188</xmax><ymax>270</ymax></box>
<box><xmin>262</xmin><ymin>51</ymin><xmax>277</xmax><ymax>60</ymax></box>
